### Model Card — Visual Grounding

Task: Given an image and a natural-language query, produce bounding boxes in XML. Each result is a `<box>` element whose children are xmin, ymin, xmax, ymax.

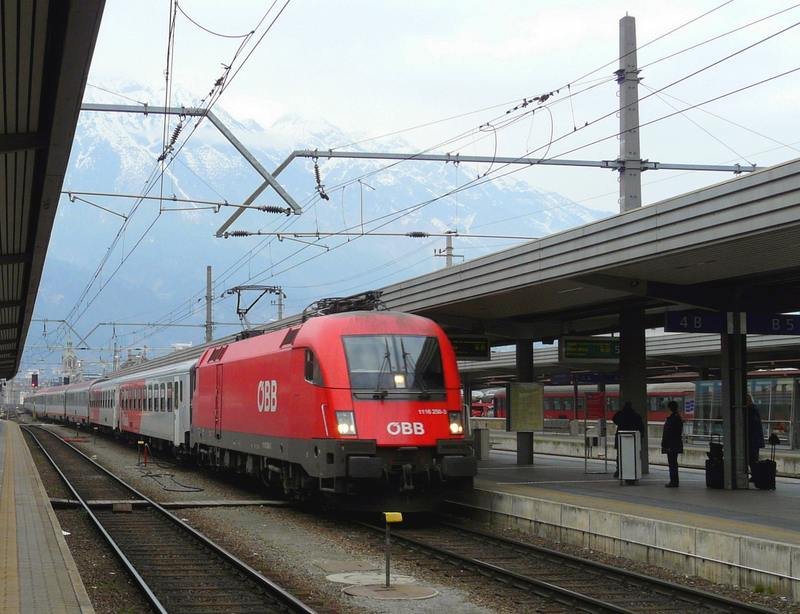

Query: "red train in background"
<box><xmin>26</xmin><ymin>299</ymin><xmax>476</xmax><ymax>510</ymax></box>
<box><xmin>471</xmin><ymin>382</ymin><xmax>695</xmax><ymax>422</ymax></box>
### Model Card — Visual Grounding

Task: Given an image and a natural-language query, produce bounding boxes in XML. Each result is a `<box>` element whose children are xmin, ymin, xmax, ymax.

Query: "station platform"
<box><xmin>0</xmin><ymin>420</ymin><xmax>94</xmax><ymax>613</ymax></box>
<box><xmin>447</xmin><ymin>450</ymin><xmax>800</xmax><ymax>600</ymax></box>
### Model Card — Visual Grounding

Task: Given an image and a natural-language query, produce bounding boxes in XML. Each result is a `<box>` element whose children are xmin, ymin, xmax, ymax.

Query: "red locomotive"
<box><xmin>27</xmin><ymin>301</ymin><xmax>476</xmax><ymax>510</ymax></box>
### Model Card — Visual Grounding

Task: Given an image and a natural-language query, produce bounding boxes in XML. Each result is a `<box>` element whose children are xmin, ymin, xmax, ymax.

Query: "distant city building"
<box><xmin>61</xmin><ymin>340</ymin><xmax>83</xmax><ymax>383</ymax></box>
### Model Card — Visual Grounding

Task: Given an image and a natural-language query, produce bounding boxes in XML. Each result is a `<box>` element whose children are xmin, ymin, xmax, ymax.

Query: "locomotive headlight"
<box><xmin>336</xmin><ymin>411</ymin><xmax>357</xmax><ymax>436</ymax></box>
<box><xmin>448</xmin><ymin>411</ymin><xmax>464</xmax><ymax>435</ymax></box>
<box><xmin>393</xmin><ymin>373</ymin><xmax>406</xmax><ymax>388</ymax></box>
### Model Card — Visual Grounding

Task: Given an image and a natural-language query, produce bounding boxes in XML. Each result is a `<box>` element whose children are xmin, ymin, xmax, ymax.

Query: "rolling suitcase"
<box><xmin>752</xmin><ymin>435</ymin><xmax>778</xmax><ymax>490</ymax></box>
<box><xmin>705</xmin><ymin>434</ymin><xmax>724</xmax><ymax>489</ymax></box>
<box><xmin>705</xmin><ymin>458</ymin><xmax>724</xmax><ymax>489</ymax></box>
<box><xmin>752</xmin><ymin>460</ymin><xmax>776</xmax><ymax>490</ymax></box>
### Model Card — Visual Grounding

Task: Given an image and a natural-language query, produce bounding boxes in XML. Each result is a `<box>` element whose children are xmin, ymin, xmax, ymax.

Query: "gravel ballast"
<box><xmin>32</xmin><ymin>423</ymin><xmax>800</xmax><ymax>613</ymax></box>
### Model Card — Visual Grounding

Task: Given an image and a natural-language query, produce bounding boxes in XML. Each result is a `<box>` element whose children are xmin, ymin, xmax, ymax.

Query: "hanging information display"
<box><xmin>559</xmin><ymin>336</ymin><xmax>620</xmax><ymax>364</ymax></box>
<box><xmin>506</xmin><ymin>382</ymin><xmax>544</xmax><ymax>432</ymax></box>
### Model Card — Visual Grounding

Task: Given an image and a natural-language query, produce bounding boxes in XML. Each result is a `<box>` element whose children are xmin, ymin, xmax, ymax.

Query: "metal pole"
<box><xmin>205</xmin><ymin>266</ymin><xmax>213</xmax><ymax>343</ymax></box>
<box><xmin>618</xmin><ymin>15</ymin><xmax>642</xmax><ymax>212</ymax></box>
<box><xmin>385</xmin><ymin>522</ymin><xmax>391</xmax><ymax>588</ymax></box>
<box><xmin>445</xmin><ymin>233</ymin><xmax>453</xmax><ymax>268</ymax></box>
<box><xmin>277</xmin><ymin>292</ymin><xmax>284</xmax><ymax>321</ymax></box>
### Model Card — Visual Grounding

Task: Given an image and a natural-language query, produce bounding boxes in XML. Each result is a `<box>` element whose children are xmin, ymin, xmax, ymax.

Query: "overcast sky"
<box><xmin>86</xmin><ymin>1</ymin><xmax>800</xmax><ymax>213</ymax></box>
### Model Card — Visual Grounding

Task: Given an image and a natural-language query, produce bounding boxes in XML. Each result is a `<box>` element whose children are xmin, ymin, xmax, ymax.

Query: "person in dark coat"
<box><xmin>612</xmin><ymin>401</ymin><xmax>645</xmax><ymax>478</ymax></box>
<box><xmin>746</xmin><ymin>394</ymin><xmax>765</xmax><ymax>478</ymax></box>
<box><xmin>661</xmin><ymin>400</ymin><xmax>684</xmax><ymax>487</ymax></box>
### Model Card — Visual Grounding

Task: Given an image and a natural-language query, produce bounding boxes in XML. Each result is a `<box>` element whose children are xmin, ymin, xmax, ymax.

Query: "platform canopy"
<box><xmin>380</xmin><ymin>158</ymin><xmax>800</xmax><ymax>343</ymax></box>
<box><xmin>0</xmin><ymin>0</ymin><xmax>105</xmax><ymax>380</ymax></box>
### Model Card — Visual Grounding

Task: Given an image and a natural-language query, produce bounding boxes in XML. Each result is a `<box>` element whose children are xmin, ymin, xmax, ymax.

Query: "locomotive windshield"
<box><xmin>343</xmin><ymin>335</ymin><xmax>445</xmax><ymax>397</ymax></box>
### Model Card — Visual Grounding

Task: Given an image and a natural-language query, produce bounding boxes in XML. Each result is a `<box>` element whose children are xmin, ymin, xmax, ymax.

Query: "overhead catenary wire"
<box><xmin>47</xmin><ymin>6</ymin><xmax>796</xmax><ymax>366</ymax></box>
<box><xmin>122</xmin><ymin>51</ymin><xmax>797</xmax><ymax>350</ymax></box>
<box><xmin>643</xmin><ymin>85</ymin><xmax>755</xmax><ymax>166</ymax></box>
<box><xmin>176</xmin><ymin>1</ymin><xmax>255</xmax><ymax>39</ymax></box>
<box><xmin>51</xmin><ymin>1</ymin><xmax>290</xmax><ymax>344</ymax></box>
<box><xmin>330</xmin><ymin>1</ymin><xmax>735</xmax><ymax>152</ymax></box>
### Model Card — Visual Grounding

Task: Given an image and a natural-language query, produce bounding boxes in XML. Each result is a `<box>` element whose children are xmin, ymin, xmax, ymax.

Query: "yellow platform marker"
<box><xmin>383</xmin><ymin>511</ymin><xmax>403</xmax><ymax>588</ymax></box>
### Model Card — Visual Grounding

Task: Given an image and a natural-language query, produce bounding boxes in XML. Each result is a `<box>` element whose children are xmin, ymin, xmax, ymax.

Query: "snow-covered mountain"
<box><xmin>34</xmin><ymin>82</ymin><xmax>608</xmax><ymax>368</ymax></box>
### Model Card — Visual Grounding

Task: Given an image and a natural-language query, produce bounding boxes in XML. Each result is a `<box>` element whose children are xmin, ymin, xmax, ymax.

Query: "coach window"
<box><xmin>167</xmin><ymin>382</ymin><xmax>173</xmax><ymax>411</ymax></box>
<box><xmin>160</xmin><ymin>383</ymin><xmax>166</xmax><ymax>411</ymax></box>
<box><xmin>304</xmin><ymin>350</ymin><xmax>324</xmax><ymax>385</ymax></box>
<box><xmin>179</xmin><ymin>380</ymin><xmax>183</xmax><ymax>403</ymax></box>
<box><xmin>146</xmin><ymin>385</ymin><xmax>151</xmax><ymax>411</ymax></box>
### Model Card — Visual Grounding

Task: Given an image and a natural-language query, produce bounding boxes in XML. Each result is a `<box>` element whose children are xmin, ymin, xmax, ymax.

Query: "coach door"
<box><xmin>214</xmin><ymin>365</ymin><xmax>223</xmax><ymax>439</ymax></box>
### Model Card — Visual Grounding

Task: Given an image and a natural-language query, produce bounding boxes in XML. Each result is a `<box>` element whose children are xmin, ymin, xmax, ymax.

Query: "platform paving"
<box><xmin>0</xmin><ymin>420</ymin><xmax>94</xmax><ymax>613</ymax></box>
<box><xmin>481</xmin><ymin>450</ymin><xmax>800</xmax><ymax>539</ymax></box>
<box><xmin>448</xmin><ymin>450</ymin><xmax>800</xmax><ymax>599</ymax></box>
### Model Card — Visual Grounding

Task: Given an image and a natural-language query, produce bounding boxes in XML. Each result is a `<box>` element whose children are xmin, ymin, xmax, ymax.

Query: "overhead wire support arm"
<box><xmin>79</xmin><ymin>103</ymin><xmax>302</xmax><ymax>215</ymax></box>
<box><xmin>223</xmin><ymin>285</ymin><xmax>286</xmax><ymax>327</ymax></box>
<box><xmin>283</xmin><ymin>149</ymin><xmax>760</xmax><ymax>173</ymax></box>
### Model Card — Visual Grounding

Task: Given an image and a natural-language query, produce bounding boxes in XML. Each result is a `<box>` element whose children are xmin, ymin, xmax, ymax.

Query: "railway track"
<box><xmin>24</xmin><ymin>426</ymin><xmax>315</xmax><ymax>614</ymax></box>
<box><xmin>359</xmin><ymin>518</ymin><xmax>778</xmax><ymax>613</ymax></box>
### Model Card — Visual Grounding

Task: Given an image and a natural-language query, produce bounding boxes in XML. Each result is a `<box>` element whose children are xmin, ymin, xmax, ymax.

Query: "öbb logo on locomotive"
<box><xmin>387</xmin><ymin>421</ymin><xmax>425</xmax><ymax>435</ymax></box>
<box><xmin>257</xmin><ymin>379</ymin><xmax>278</xmax><ymax>413</ymax></box>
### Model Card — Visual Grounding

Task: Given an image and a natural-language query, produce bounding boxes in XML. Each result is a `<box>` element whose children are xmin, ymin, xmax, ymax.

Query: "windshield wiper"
<box><xmin>373</xmin><ymin>338</ymin><xmax>391</xmax><ymax>399</ymax></box>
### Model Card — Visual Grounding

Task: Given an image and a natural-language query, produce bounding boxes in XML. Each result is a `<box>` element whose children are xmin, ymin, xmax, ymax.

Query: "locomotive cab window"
<box><xmin>343</xmin><ymin>335</ymin><xmax>445</xmax><ymax>398</ymax></box>
<box><xmin>304</xmin><ymin>350</ymin><xmax>324</xmax><ymax>385</ymax></box>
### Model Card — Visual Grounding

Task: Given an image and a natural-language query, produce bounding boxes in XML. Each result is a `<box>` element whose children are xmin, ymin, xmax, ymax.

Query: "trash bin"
<box><xmin>705</xmin><ymin>434</ymin><xmax>724</xmax><ymax>489</ymax></box>
<box><xmin>617</xmin><ymin>430</ymin><xmax>641</xmax><ymax>483</ymax></box>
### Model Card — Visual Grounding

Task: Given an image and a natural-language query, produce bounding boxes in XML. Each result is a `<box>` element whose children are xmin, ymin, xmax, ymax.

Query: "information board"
<box><xmin>550</xmin><ymin>371</ymin><xmax>619</xmax><ymax>385</ymax></box>
<box><xmin>507</xmin><ymin>382</ymin><xmax>544</xmax><ymax>432</ymax></box>
<box><xmin>449</xmin><ymin>335</ymin><xmax>491</xmax><ymax>360</ymax></box>
<box><xmin>559</xmin><ymin>336</ymin><xmax>620</xmax><ymax>364</ymax></box>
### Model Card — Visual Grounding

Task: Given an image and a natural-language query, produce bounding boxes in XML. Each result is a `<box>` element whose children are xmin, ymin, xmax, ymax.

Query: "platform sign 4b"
<box><xmin>664</xmin><ymin>311</ymin><xmax>723</xmax><ymax>333</ymax></box>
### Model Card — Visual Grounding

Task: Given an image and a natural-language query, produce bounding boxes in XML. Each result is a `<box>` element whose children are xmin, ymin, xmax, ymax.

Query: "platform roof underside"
<box><xmin>0</xmin><ymin>0</ymin><xmax>104</xmax><ymax>379</ymax></box>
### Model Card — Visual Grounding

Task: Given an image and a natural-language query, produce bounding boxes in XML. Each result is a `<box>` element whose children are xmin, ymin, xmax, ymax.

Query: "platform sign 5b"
<box><xmin>747</xmin><ymin>313</ymin><xmax>800</xmax><ymax>335</ymax></box>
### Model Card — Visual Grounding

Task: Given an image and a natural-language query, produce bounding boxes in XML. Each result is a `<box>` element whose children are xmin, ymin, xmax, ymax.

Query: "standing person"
<box><xmin>612</xmin><ymin>401</ymin><xmax>644</xmax><ymax>478</ymax></box>
<box><xmin>661</xmin><ymin>400</ymin><xmax>684</xmax><ymax>487</ymax></box>
<box><xmin>746</xmin><ymin>394</ymin><xmax>765</xmax><ymax>479</ymax></box>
